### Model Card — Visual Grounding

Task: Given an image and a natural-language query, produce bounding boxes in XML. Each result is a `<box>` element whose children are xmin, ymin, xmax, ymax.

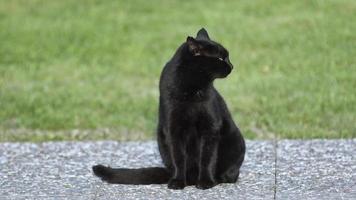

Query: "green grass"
<box><xmin>0</xmin><ymin>0</ymin><xmax>355</xmax><ymax>141</ymax></box>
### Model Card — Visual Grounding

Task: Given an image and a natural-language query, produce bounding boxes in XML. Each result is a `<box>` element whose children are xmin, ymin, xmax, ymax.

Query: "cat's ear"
<box><xmin>196</xmin><ymin>28</ymin><xmax>210</xmax><ymax>40</ymax></box>
<box><xmin>186</xmin><ymin>36</ymin><xmax>201</xmax><ymax>56</ymax></box>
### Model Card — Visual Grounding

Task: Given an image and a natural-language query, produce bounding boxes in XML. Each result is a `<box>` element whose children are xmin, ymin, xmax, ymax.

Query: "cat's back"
<box><xmin>159</xmin><ymin>44</ymin><xmax>186</xmax><ymax>91</ymax></box>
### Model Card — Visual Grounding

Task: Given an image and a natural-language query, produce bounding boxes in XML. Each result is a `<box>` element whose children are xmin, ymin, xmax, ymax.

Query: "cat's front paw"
<box><xmin>168</xmin><ymin>178</ymin><xmax>186</xmax><ymax>190</ymax></box>
<box><xmin>196</xmin><ymin>179</ymin><xmax>217</xmax><ymax>190</ymax></box>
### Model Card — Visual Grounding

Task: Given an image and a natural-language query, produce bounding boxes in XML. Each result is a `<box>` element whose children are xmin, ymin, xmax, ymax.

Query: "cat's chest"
<box><xmin>170</xmin><ymin>101</ymin><xmax>216</xmax><ymax>123</ymax></box>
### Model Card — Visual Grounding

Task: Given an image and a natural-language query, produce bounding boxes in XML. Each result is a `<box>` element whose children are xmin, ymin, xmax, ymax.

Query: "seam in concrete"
<box><xmin>272</xmin><ymin>134</ymin><xmax>278</xmax><ymax>200</ymax></box>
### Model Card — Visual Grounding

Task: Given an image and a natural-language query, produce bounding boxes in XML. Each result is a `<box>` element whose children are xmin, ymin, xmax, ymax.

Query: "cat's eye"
<box><xmin>218</xmin><ymin>57</ymin><xmax>223</xmax><ymax>61</ymax></box>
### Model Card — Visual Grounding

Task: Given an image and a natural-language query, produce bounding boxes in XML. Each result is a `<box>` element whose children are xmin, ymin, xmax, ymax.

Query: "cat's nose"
<box><xmin>229</xmin><ymin>63</ymin><xmax>234</xmax><ymax>69</ymax></box>
<box><xmin>224</xmin><ymin>57</ymin><xmax>233</xmax><ymax>69</ymax></box>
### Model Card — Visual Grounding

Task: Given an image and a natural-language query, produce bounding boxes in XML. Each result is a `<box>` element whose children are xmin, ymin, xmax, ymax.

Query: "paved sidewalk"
<box><xmin>0</xmin><ymin>140</ymin><xmax>355</xmax><ymax>200</ymax></box>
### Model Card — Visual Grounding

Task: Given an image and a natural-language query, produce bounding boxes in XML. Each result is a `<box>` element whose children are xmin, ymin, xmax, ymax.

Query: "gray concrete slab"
<box><xmin>1</xmin><ymin>139</ymin><xmax>355</xmax><ymax>200</ymax></box>
<box><xmin>96</xmin><ymin>141</ymin><xmax>276</xmax><ymax>200</ymax></box>
<box><xmin>276</xmin><ymin>139</ymin><xmax>356</xmax><ymax>200</ymax></box>
<box><xmin>0</xmin><ymin>141</ymin><xmax>118</xmax><ymax>199</ymax></box>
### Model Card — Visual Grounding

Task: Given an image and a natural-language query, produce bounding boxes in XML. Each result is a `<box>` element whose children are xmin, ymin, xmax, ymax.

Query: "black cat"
<box><xmin>93</xmin><ymin>28</ymin><xmax>245</xmax><ymax>190</ymax></box>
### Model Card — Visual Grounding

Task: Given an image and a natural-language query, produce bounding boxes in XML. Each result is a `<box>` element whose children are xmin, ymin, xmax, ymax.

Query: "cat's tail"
<box><xmin>92</xmin><ymin>165</ymin><xmax>170</xmax><ymax>184</ymax></box>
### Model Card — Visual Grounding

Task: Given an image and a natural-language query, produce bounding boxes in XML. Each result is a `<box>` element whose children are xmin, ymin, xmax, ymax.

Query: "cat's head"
<box><xmin>185</xmin><ymin>28</ymin><xmax>233</xmax><ymax>79</ymax></box>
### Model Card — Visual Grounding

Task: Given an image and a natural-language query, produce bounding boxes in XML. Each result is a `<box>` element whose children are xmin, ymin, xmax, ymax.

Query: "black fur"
<box><xmin>93</xmin><ymin>28</ymin><xmax>245</xmax><ymax>190</ymax></box>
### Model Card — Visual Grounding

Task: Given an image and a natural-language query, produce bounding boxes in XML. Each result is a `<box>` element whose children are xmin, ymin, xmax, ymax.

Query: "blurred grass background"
<box><xmin>0</xmin><ymin>0</ymin><xmax>355</xmax><ymax>141</ymax></box>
